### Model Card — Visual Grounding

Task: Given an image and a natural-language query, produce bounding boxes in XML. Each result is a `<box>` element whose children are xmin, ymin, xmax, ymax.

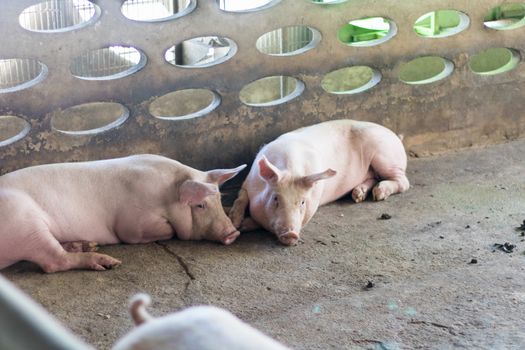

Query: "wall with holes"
<box><xmin>1</xmin><ymin>0</ymin><xmax>525</xmax><ymax>175</ymax></box>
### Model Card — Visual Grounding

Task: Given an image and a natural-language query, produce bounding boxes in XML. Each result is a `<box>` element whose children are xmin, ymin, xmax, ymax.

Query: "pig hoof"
<box><xmin>278</xmin><ymin>232</ymin><xmax>299</xmax><ymax>246</ymax></box>
<box><xmin>372</xmin><ymin>185</ymin><xmax>391</xmax><ymax>201</ymax></box>
<box><xmin>352</xmin><ymin>187</ymin><xmax>367</xmax><ymax>203</ymax></box>
<box><xmin>88</xmin><ymin>254</ymin><xmax>121</xmax><ymax>271</ymax></box>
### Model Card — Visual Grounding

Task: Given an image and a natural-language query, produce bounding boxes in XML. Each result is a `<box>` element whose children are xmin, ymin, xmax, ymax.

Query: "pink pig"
<box><xmin>229</xmin><ymin>119</ymin><xmax>409</xmax><ymax>245</ymax></box>
<box><xmin>0</xmin><ymin>154</ymin><xmax>245</xmax><ymax>273</ymax></box>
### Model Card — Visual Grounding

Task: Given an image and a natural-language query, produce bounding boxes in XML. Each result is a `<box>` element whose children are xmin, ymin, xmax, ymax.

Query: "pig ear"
<box><xmin>207</xmin><ymin>164</ymin><xmax>247</xmax><ymax>186</ymax></box>
<box><xmin>179</xmin><ymin>180</ymin><xmax>218</xmax><ymax>205</ymax></box>
<box><xmin>300</xmin><ymin>169</ymin><xmax>337</xmax><ymax>188</ymax></box>
<box><xmin>258</xmin><ymin>156</ymin><xmax>282</xmax><ymax>183</ymax></box>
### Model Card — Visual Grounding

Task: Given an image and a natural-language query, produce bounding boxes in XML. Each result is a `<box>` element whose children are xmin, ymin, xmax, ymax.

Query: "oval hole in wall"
<box><xmin>149</xmin><ymin>89</ymin><xmax>221</xmax><ymax>120</ymax></box>
<box><xmin>469</xmin><ymin>48</ymin><xmax>520</xmax><ymax>76</ymax></box>
<box><xmin>256</xmin><ymin>26</ymin><xmax>321</xmax><ymax>56</ymax></box>
<box><xmin>51</xmin><ymin>102</ymin><xmax>129</xmax><ymax>135</ymax></box>
<box><xmin>414</xmin><ymin>10</ymin><xmax>470</xmax><ymax>38</ymax></box>
<box><xmin>218</xmin><ymin>0</ymin><xmax>281</xmax><ymax>13</ymax></box>
<box><xmin>165</xmin><ymin>37</ymin><xmax>237</xmax><ymax>68</ymax></box>
<box><xmin>0</xmin><ymin>58</ymin><xmax>48</xmax><ymax>93</ymax></box>
<box><xmin>240</xmin><ymin>76</ymin><xmax>304</xmax><ymax>107</ymax></box>
<box><xmin>309</xmin><ymin>0</ymin><xmax>350</xmax><ymax>4</ymax></box>
<box><xmin>338</xmin><ymin>17</ymin><xmax>397</xmax><ymax>47</ymax></box>
<box><xmin>484</xmin><ymin>3</ymin><xmax>525</xmax><ymax>30</ymax></box>
<box><xmin>399</xmin><ymin>56</ymin><xmax>454</xmax><ymax>85</ymax></box>
<box><xmin>0</xmin><ymin>116</ymin><xmax>31</xmax><ymax>147</ymax></box>
<box><xmin>19</xmin><ymin>0</ymin><xmax>100</xmax><ymax>33</ymax></box>
<box><xmin>121</xmin><ymin>0</ymin><xmax>196</xmax><ymax>22</ymax></box>
<box><xmin>321</xmin><ymin>66</ymin><xmax>381</xmax><ymax>94</ymax></box>
<box><xmin>70</xmin><ymin>46</ymin><xmax>147</xmax><ymax>80</ymax></box>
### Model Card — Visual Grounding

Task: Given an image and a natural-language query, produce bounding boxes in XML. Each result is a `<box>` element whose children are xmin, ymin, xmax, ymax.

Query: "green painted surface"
<box><xmin>399</xmin><ymin>56</ymin><xmax>446</xmax><ymax>83</ymax></box>
<box><xmin>338</xmin><ymin>17</ymin><xmax>390</xmax><ymax>44</ymax></box>
<box><xmin>414</xmin><ymin>10</ymin><xmax>462</xmax><ymax>37</ymax></box>
<box><xmin>469</xmin><ymin>48</ymin><xmax>518</xmax><ymax>75</ymax></box>
<box><xmin>321</xmin><ymin>66</ymin><xmax>374</xmax><ymax>93</ymax></box>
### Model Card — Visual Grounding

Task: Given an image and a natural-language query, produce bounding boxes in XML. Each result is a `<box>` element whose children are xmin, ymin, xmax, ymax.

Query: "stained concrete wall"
<box><xmin>1</xmin><ymin>0</ymin><xmax>524</xmax><ymax>175</ymax></box>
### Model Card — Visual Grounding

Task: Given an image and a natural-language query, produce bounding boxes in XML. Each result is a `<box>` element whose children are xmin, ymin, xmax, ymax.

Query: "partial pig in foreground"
<box><xmin>229</xmin><ymin>119</ymin><xmax>409</xmax><ymax>245</ymax></box>
<box><xmin>112</xmin><ymin>294</ymin><xmax>290</xmax><ymax>350</ymax></box>
<box><xmin>0</xmin><ymin>155</ymin><xmax>245</xmax><ymax>272</ymax></box>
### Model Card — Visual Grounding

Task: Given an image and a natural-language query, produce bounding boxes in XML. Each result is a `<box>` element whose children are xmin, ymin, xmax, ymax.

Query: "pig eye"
<box><xmin>196</xmin><ymin>203</ymin><xmax>206</xmax><ymax>209</ymax></box>
<box><xmin>300</xmin><ymin>200</ymin><xmax>306</xmax><ymax>207</ymax></box>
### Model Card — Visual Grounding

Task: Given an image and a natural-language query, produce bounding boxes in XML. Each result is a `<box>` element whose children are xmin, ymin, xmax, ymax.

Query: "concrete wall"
<box><xmin>1</xmin><ymin>0</ymin><xmax>524</xmax><ymax>175</ymax></box>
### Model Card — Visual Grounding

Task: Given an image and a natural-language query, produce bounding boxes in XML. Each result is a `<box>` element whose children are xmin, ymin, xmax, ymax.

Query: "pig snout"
<box><xmin>221</xmin><ymin>229</ymin><xmax>240</xmax><ymax>245</ymax></box>
<box><xmin>277</xmin><ymin>231</ymin><xmax>300</xmax><ymax>246</ymax></box>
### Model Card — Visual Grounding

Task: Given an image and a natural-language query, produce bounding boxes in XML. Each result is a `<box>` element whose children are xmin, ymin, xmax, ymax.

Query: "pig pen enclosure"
<box><xmin>1</xmin><ymin>0</ymin><xmax>525</xmax><ymax>349</ymax></box>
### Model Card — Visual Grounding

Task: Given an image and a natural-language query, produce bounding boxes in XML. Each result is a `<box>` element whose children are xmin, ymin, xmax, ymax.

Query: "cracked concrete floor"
<box><xmin>3</xmin><ymin>139</ymin><xmax>525</xmax><ymax>350</ymax></box>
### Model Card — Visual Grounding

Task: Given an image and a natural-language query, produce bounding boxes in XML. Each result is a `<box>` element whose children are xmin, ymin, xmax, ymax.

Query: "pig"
<box><xmin>229</xmin><ymin>119</ymin><xmax>409</xmax><ymax>245</ymax></box>
<box><xmin>0</xmin><ymin>154</ymin><xmax>246</xmax><ymax>273</ymax></box>
<box><xmin>112</xmin><ymin>294</ymin><xmax>290</xmax><ymax>350</ymax></box>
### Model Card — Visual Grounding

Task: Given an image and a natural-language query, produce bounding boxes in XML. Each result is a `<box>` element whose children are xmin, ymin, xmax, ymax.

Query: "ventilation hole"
<box><xmin>309</xmin><ymin>0</ymin><xmax>350</xmax><ymax>4</ymax></box>
<box><xmin>240</xmin><ymin>76</ymin><xmax>304</xmax><ymax>107</ymax></box>
<box><xmin>165</xmin><ymin>37</ymin><xmax>237</xmax><ymax>68</ymax></box>
<box><xmin>51</xmin><ymin>102</ymin><xmax>129</xmax><ymax>135</ymax></box>
<box><xmin>256</xmin><ymin>26</ymin><xmax>321</xmax><ymax>56</ymax></box>
<box><xmin>484</xmin><ymin>3</ymin><xmax>525</xmax><ymax>30</ymax></box>
<box><xmin>469</xmin><ymin>48</ymin><xmax>520</xmax><ymax>76</ymax></box>
<box><xmin>121</xmin><ymin>0</ymin><xmax>196</xmax><ymax>22</ymax></box>
<box><xmin>414</xmin><ymin>10</ymin><xmax>470</xmax><ymax>38</ymax></box>
<box><xmin>321</xmin><ymin>66</ymin><xmax>381</xmax><ymax>94</ymax></box>
<box><xmin>0</xmin><ymin>116</ymin><xmax>31</xmax><ymax>147</ymax></box>
<box><xmin>149</xmin><ymin>89</ymin><xmax>221</xmax><ymax>120</ymax></box>
<box><xmin>338</xmin><ymin>17</ymin><xmax>397</xmax><ymax>47</ymax></box>
<box><xmin>70</xmin><ymin>46</ymin><xmax>147</xmax><ymax>80</ymax></box>
<box><xmin>0</xmin><ymin>58</ymin><xmax>48</xmax><ymax>93</ymax></box>
<box><xmin>218</xmin><ymin>0</ymin><xmax>281</xmax><ymax>12</ymax></box>
<box><xmin>19</xmin><ymin>0</ymin><xmax>100</xmax><ymax>33</ymax></box>
<box><xmin>399</xmin><ymin>56</ymin><xmax>454</xmax><ymax>85</ymax></box>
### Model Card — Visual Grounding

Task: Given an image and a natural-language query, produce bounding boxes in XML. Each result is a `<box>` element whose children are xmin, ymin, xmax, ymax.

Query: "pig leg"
<box><xmin>229</xmin><ymin>184</ymin><xmax>250</xmax><ymax>229</ymax></box>
<box><xmin>370</xmin><ymin>159</ymin><xmax>409</xmax><ymax>201</ymax></box>
<box><xmin>351</xmin><ymin>170</ymin><xmax>378</xmax><ymax>203</ymax></box>
<box><xmin>239</xmin><ymin>217</ymin><xmax>261</xmax><ymax>232</ymax></box>
<box><xmin>30</xmin><ymin>234</ymin><xmax>121</xmax><ymax>273</ymax></box>
<box><xmin>61</xmin><ymin>241</ymin><xmax>99</xmax><ymax>253</ymax></box>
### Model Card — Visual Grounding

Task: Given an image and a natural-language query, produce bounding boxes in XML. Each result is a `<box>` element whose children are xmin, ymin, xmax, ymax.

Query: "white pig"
<box><xmin>0</xmin><ymin>154</ymin><xmax>245</xmax><ymax>272</ymax></box>
<box><xmin>112</xmin><ymin>294</ymin><xmax>290</xmax><ymax>350</ymax></box>
<box><xmin>229</xmin><ymin>119</ymin><xmax>409</xmax><ymax>245</ymax></box>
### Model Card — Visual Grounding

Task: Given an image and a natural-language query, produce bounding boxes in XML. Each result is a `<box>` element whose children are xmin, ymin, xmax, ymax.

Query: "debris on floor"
<box><xmin>493</xmin><ymin>242</ymin><xmax>516</xmax><ymax>253</ymax></box>
<box><xmin>378</xmin><ymin>213</ymin><xmax>392</xmax><ymax>220</ymax></box>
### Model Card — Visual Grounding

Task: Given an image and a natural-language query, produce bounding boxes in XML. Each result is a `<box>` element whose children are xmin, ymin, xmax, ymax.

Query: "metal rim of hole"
<box><xmin>399</xmin><ymin>56</ymin><xmax>455</xmax><ymax>85</ymax></box>
<box><xmin>239</xmin><ymin>76</ymin><xmax>305</xmax><ymax>107</ymax></box>
<box><xmin>0</xmin><ymin>116</ymin><xmax>31</xmax><ymax>147</ymax></box>
<box><xmin>256</xmin><ymin>26</ymin><xmax>322</xmax><ymax>57</ymax></box>
<box><xmin>413</xmin><ymin>10</ymin><xmax>470</xmax><ymax>38</ymax></box>
<box><xmin>51</xmin><ymin>102</ymin><xmax>130</xmax><ymax>136</ymax></box>
<box><xmin>120</xmin><ymin>0</ymin><xmax>196</xmax><ymax>23</ymax></box>
<box><xmin>19</xmin><ymin>0</ymin><xmax>102</xmax><ymax>33</ymax></box>
<box><xmin>70</xmin><ymin>46</ymin><xmax>148</xmax><ymax>81</ymax></box>
<box><xmin>218</xmin><ymin>0</ymin><xmax>282</xmax><ymax>13</ymax></box>
<box><xmin>149</xmin><ymin>89</ymin><xmax>221</xmax><ymax>120</ymax></box>
<box><xmin>0</xmin><ymin>59</ymin><xmax>48</xmax><ymax>94</ymax></box>
<box><xmin>321</xmin><ymin>66</ymin><xmax>382</xmax><ymax>95</ymax></box>
<box><xmin>164</xmin><ymin>37</ymin><xmax>238</xmax><ymax>68</ymax></box>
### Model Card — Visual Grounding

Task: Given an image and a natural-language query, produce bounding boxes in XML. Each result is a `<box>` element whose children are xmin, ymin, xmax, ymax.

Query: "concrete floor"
<box><xmin>3</xmin><ymin>139</ymin><xmax>525</xmax><ymax>350</ymax></box>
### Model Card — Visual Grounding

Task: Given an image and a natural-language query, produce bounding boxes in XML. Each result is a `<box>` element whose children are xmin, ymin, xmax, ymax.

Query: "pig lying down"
<box><xmin>0</xmin><ymin>154</ymin><xmax>245</xmax><ymax>272</ymax></box>
<box><xmin>229</xmin><ymin>119</ymin><xmax>409</xmax><ymax>245</ymax></box>
<box><xmin>113</xmin><ymin>294</ymin><xmax>290</xmax><ymax>350</ymax></box>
